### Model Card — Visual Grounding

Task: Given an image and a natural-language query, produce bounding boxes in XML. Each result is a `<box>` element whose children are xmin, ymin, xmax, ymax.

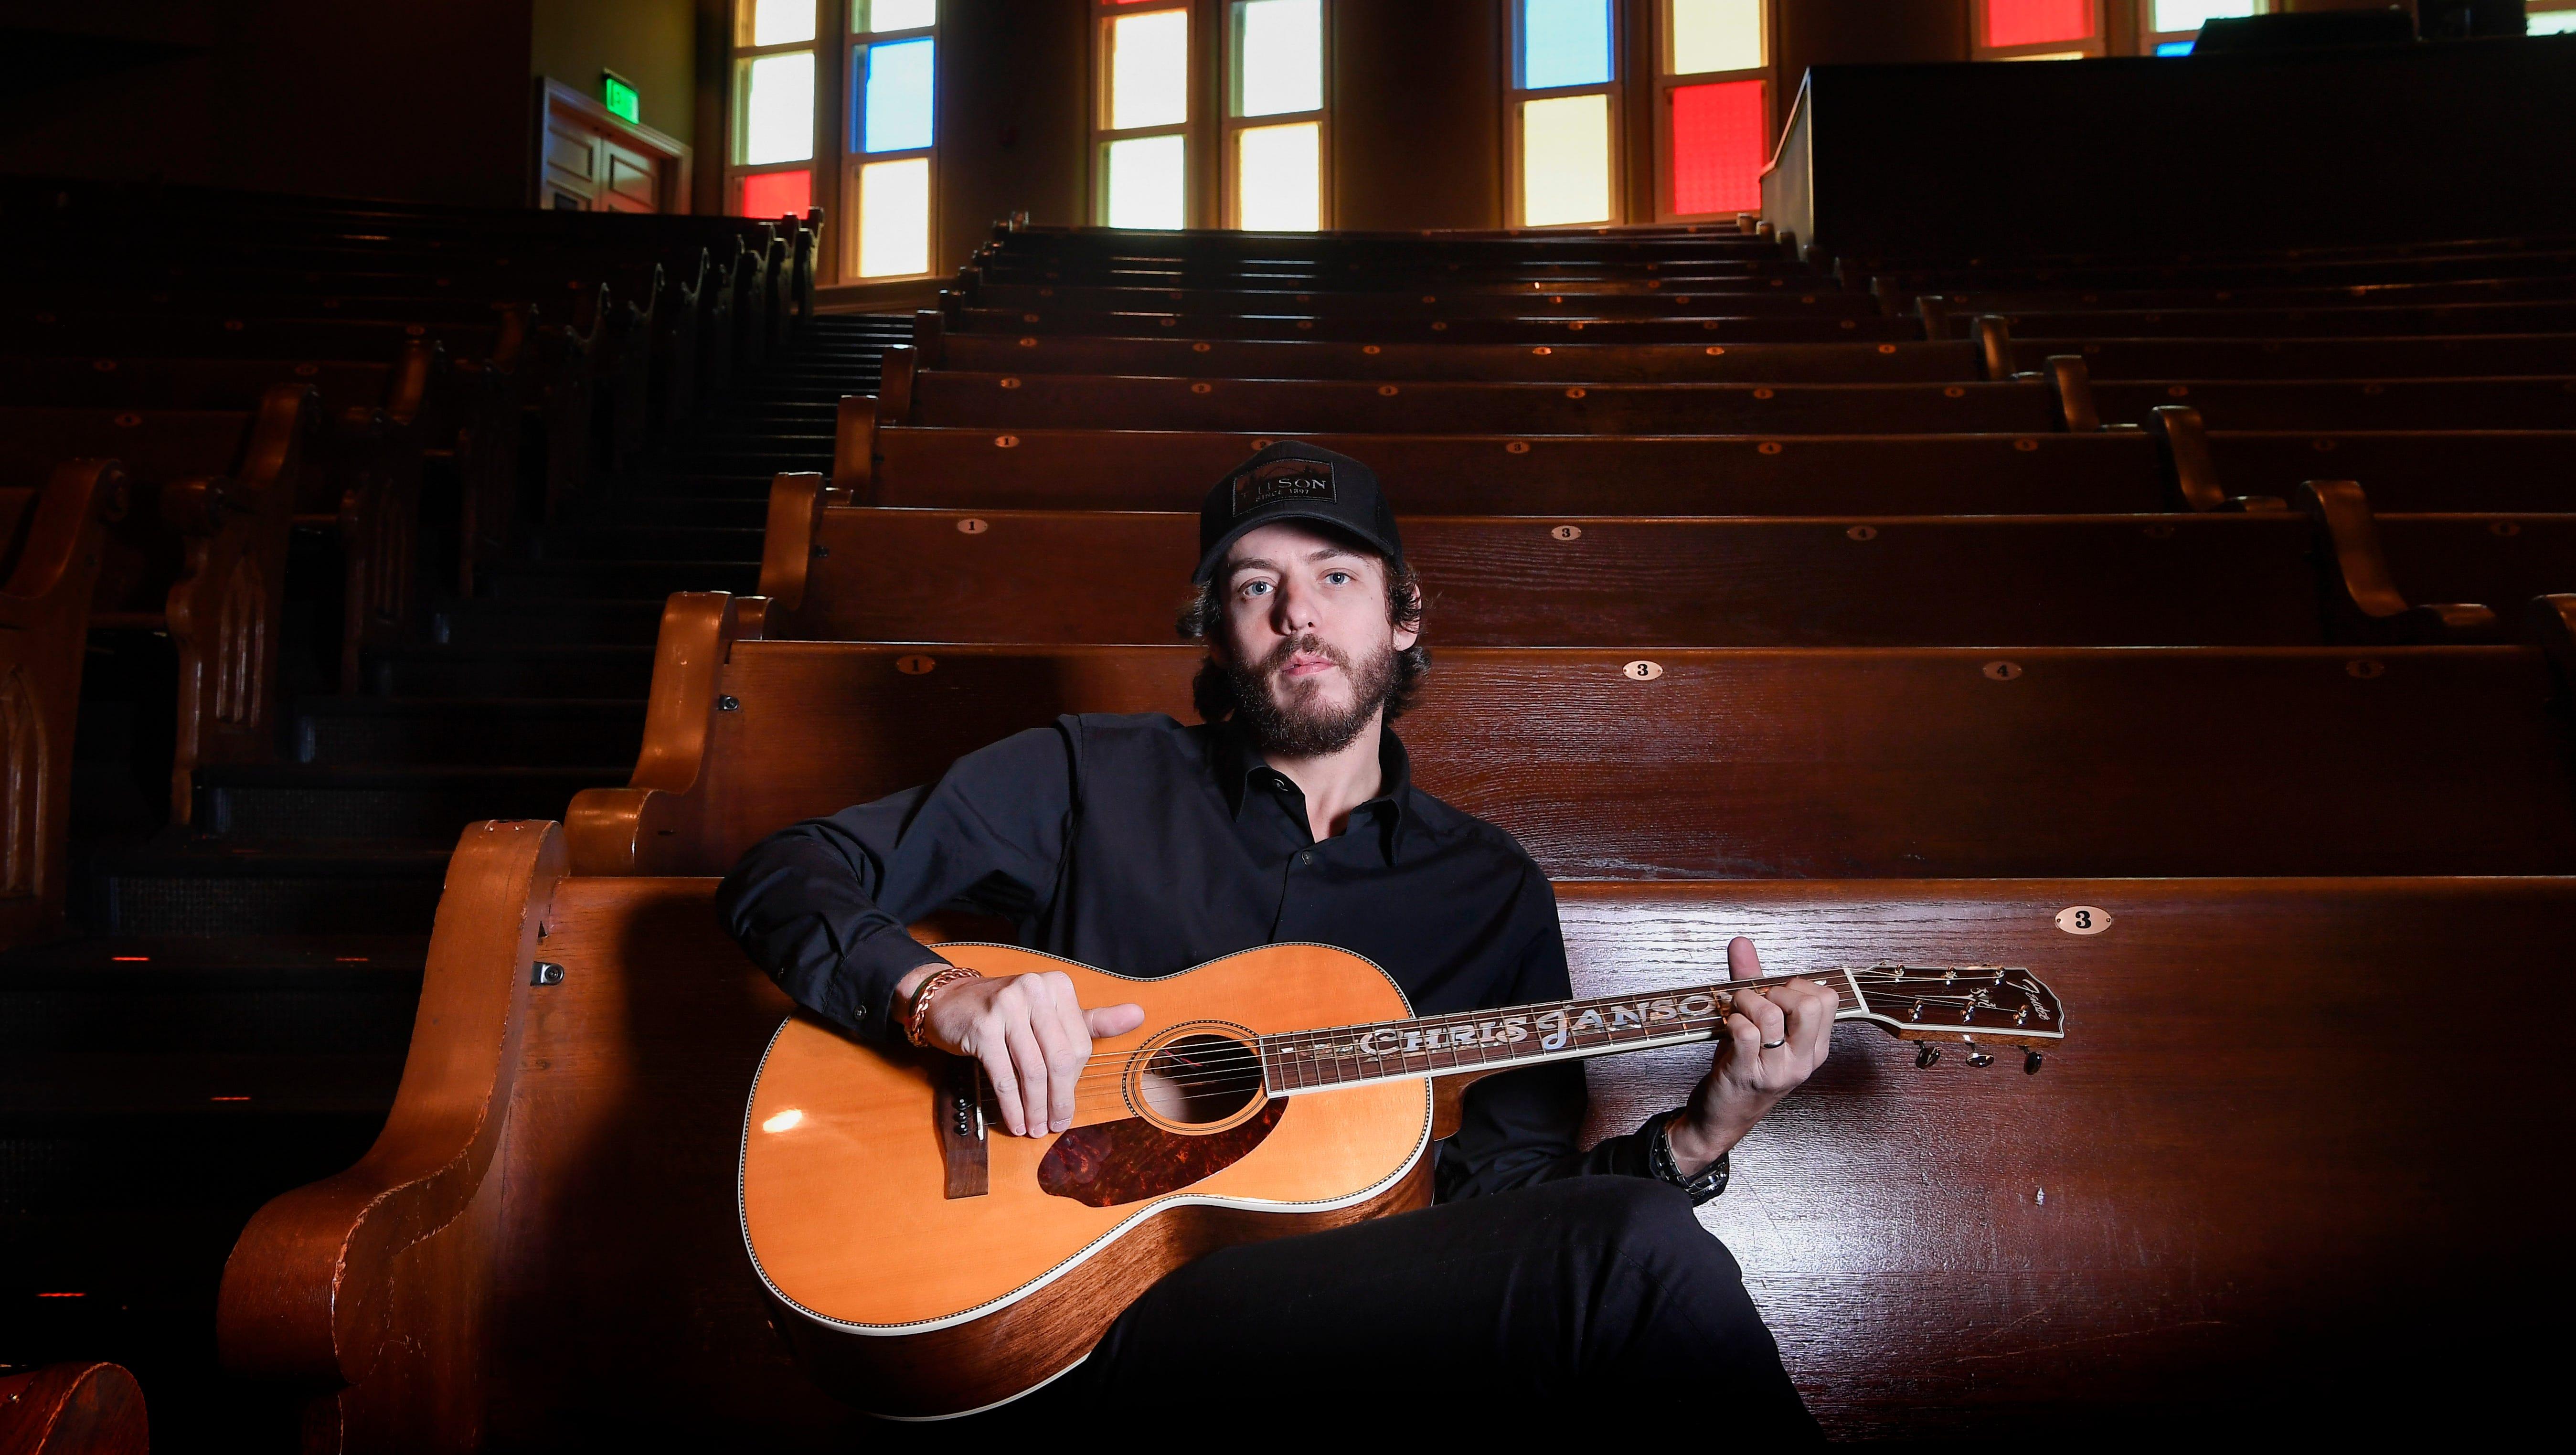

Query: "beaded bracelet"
<box><xmin>904</xmin><ymin>965</ymin><xmax>984</xmax><ymax>1048</ymax></box>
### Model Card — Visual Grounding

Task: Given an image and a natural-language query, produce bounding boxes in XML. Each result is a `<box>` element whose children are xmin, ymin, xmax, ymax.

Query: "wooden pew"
<box><xmin>947</xmin><ymin>304</ymin><xmax>1923</xmax><ymax>345</ymax></box>
<box><xmin>0</xmin><ymin>350</ymin><xmax>436</xmax><ymax>688</ymax></box>
<box><xmin>916</xmin><ymin>318</ymin><xmax>1991</xmax><ymax>384</ymax></box>
<box><xmin>561</xmin><ymin>594</ymin><xmax>2576</xmax><ymax>881</ymax></box>
<box><xmin>0</xmin><ymin>460</ymin><xmax>123</xmax><ymax>949</ymax></box>
<box><xmin>1968</xmin><ymin>298</ymin><xmax>2576</xmax><ymax>339</ymax></box>
<box><xmin>2009</xmin><ymin>333</ymin><xmax>2576</xmax><ymax>381</ymax></box>
<box><xmin>0</xmin><ymin>1360</ymin><xmax>149</xmax><ymax>1453</ymax></box>
<box><xmin>2093</xmin><ymin>377</ymin><xmax>2576</xmax><ymax>432</ymax></box>
<box><xmin>847</xmin><ymin>421</ymin><xmax>2173</xmax><ymax>514</ymax></box>
<box><xmin>873</xmin><ymin>352</ymin><xmax>2071</xmax><ymax>435</ymax></box>
<box><xmin>754</xmin><ymin>486</ymin><xmax>2520</xmax><ymax>648</ymax></box>
<box><xmin>851</xmin><ymin>401</ymin><xmax>2576</xmax><ymax>518</ymax></box>
<box><xmin>0</xmin><ymin>387</ymin><xmax>317</xmax><ymax>822</ymax></box>
<box><xmin>1864</xmin><ymin>243</ymin><xmax>2576</xmax><ymax>295</ymax></box>
<box><xmin>218</xmin><ymin>818</ymin><xmax>2575</xmax><ymax>1442</ymax></box>
<box><xmin>959</xmin><ymin>278</ymin><xmax>1893</xmax><ymax>321</ymax></box>
<box><xmin>1941</xmin><ymin>272</ymin><xmax>2576</xmax><ymax>315</ymax></box>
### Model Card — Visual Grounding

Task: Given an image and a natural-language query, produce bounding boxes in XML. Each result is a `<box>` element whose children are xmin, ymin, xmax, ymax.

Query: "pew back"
<box><xmin>563</xmin><ymin>599</ymin><xmax>2576</xmax><ymax>881</ymax></box>
<box><xmin>219</xmin><ymin>821</ymin><xmax>2575</xmax><ymax>1442</ymax></box>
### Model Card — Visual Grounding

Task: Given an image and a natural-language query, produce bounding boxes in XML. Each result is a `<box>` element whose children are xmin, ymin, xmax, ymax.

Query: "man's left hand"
<box><xmin>1665</xmin><ymin>936</ymin><xmax>1835</xmax><ymax>1175</ymax></box>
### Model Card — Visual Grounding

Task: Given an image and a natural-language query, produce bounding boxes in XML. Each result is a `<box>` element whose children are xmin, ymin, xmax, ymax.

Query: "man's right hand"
<box><xmin>896</xmin><ymin>963</ymin><xmax>1146</xmax><ymax>1138</ymax></box>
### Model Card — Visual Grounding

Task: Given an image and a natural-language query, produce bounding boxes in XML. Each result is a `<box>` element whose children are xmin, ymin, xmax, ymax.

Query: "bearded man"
<box><xmin>717</xmin><ymin>441</ymin><xmax>1831</xmax><ymax>1427</ymax></box>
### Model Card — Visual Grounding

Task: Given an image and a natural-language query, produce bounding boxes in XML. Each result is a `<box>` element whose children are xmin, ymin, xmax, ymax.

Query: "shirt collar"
<box><xmin>1213</xmin><ymin>719</ymin><xmax>1414</xmax><ymax>863</ymax></box>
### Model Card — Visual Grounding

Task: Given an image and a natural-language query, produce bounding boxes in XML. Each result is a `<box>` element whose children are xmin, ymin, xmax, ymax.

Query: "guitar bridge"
<box><xmin>937</xmin><ymin>1057</ymin><xmax>989</xmax><ymax>1199</ymax></box>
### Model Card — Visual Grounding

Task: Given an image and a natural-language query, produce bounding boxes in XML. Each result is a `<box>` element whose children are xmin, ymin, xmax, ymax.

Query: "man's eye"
<box><xmin>1323</xmin><ymin>571</ymin><xmax>1352</xmax><ymax>585</ymax></box>
<box><xmin>1241</xmin><ymin>580</ymin><xmax>1272</xmax><ymax>597</ymax></box>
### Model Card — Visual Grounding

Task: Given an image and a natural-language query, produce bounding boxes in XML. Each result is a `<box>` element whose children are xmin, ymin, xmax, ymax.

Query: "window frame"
<box><xmin>1970</xmin><ymin>0</ymin><xmax>2107</xmax><ymax>60</ymax></box>
<box><xmin>1090</xmin><ymin>0</ymin><xmax>1201</xmax><ymax>229</ymax></box>
<box><xmin>727</xmin><ymin>0</ymin><xmax>824</xmax><ymax>218</ymax></box>
<box><xmin>845</xmin><ymin>1</ymin><xmax>940</xmax><ymax>279</ymax></box>
<box><xmin>1651</xmin><ymin>0</ymin><xmax>1772</xmax><ymax>223</ymax></box>
<box><xmin>1221</xmin><ymin>0</ymin><xmax>1334</xmax><ymax>231</ymax></box>
<box><xmin>1506</xmin><ymin>0</ymin><xmax>1628</xmax><ymax>230</ymax></box>
<box><xmin>2138</xmin><ymin>0</ymin><xmax>2268</xmax><ymax>54</ymax></box>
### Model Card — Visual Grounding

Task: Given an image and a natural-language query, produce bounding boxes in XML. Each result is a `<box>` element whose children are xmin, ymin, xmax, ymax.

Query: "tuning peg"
<box><xmin>1963</xmin><ymin>1042</ymin><xmax>1995</xmax><ymax>1069</ymax></box>
<box><xmin>1915</xmin><ymin>1042</ymin><xmax>1941</xmax><ymax>1069</ymax></box>
<box><xmin>2023</xmin><ymin>1049</ymin><xmax>2044</xmax><ymax>1075</ymax></box>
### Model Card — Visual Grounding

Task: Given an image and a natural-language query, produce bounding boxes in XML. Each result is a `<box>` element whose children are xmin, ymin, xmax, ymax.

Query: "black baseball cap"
<box><xmin>1193</xmin><ymin>440</ymin><xmax>1404</xmax><ymax>584</ymax></box>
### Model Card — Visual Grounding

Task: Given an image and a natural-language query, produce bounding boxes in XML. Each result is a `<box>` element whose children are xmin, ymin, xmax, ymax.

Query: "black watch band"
<box><xmin>1646</xmin><ymin>1110</ymin><xmax>1731</xmax><ymax>1205</ymax></box>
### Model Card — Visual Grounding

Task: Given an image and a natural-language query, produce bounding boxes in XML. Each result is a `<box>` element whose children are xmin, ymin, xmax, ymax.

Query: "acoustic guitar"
<box><xmin>739</xmin><ymin>942</ymin><xmax>2065</xmax><ymax>1419</ymax></box>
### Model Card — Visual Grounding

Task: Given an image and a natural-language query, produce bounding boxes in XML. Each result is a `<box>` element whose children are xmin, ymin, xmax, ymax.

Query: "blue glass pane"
<box><xmin>860</xmin><ymin>37</ymin><xmax>934</xmax><ymax>153</ymax></box>
<box><xmin>2155</xmin><ymin>40</ymin><xmax>2195</xmax><ymax>55</ymax></box>
<box><xmin>1522</xmin><ymin>0</ymin><xmax>1611</xmax><ymax>90</ymax></box>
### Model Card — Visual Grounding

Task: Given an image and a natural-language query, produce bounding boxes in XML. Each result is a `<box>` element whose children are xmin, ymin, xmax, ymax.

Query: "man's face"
<box><xmin>1212</xmin><ymin>521</ymin><xmax>1421</xmax><ymax>755</ymax></box>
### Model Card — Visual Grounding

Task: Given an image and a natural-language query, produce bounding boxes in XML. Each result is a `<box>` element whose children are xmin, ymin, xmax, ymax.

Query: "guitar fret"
<box><xmin>1259</xmin><ymin>973</ymin><xmax>1884</xmax><ymax>1090</ymax></box>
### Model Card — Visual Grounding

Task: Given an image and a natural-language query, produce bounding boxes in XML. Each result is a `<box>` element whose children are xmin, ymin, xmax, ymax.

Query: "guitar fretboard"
<box><xmin>1256</xmin><ymin>972</ymin><xmax>1864</xmax><ymax>1094</ymax></box>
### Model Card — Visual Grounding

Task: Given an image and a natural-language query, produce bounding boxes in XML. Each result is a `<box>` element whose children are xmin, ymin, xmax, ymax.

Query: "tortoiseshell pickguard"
<box><xmin>1036</xmin><ymin>1099</ymin><xmax>1289</xmax><ymax>1207</ymax></box>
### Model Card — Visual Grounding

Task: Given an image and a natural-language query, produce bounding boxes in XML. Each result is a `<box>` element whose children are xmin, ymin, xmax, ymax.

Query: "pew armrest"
<box><xmin>2300</xmin><ymin>479</ymin><xmax>2500</xmax><ymax>643</ymax></box>
<box><xmin>566</xmin><ymin>592</ymin><xmax>756</xmax><ymax>875</ymax></box>
<box><xmin>833</xmin><ymin>397</ymin><xmax>877</xmax><ymax>498</ymax></box>
<box><xmin>219</xmin><ymin>820</ymin><xmax>566</xmax><ymax>1394</ymax></box>
<box><xmin>0</xmin><ymin>1361</ymin><xmax>149</xmax><ymax>1454</ymax></box>
<box><xmin>757</xmin><ymin>472</ymin><xmax>829</xmax><ymax>638</ymax></box>
<box><xmin>2045</xmin><ymin>354</ymin><xmax>2100</xmax><ymax>432</ymax></box>
<box><xmin>877</xmin><ymin>345</ymin><xmax>917</xmax><ymax>425</ymax></box>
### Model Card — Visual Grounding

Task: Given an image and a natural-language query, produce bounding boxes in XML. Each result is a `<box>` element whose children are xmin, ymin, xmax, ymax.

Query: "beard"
<box><xmin>1227</xmin><ymin>632</ymin><xmax>1397</xmax><ymax>757</ymax></box>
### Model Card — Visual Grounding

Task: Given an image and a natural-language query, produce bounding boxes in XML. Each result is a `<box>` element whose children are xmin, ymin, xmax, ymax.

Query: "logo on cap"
<box><xmin>1232</xmin><ymin>458</ymin><xmax>1336</xmax><ymax>516</ymax></box>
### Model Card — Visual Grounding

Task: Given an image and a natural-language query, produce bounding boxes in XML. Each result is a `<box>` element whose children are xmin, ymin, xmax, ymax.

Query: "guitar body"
<box><xmin>740</xmin><ymin>943</ymin><xmax>1435</xmax><ymax>1419</ymax></box>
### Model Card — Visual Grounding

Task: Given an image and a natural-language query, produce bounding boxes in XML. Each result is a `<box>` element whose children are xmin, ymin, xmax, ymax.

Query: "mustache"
<box><xmin>1260</xmin><ymin>634</ymin><xmax>1349</xmax><ymax>675</ymax></box>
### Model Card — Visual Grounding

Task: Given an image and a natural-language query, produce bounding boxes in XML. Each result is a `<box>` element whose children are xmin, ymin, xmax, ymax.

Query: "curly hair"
<box><xmin>1177</xmin><ymin>552</ymin><xmax>1429</xmax><ymax>725</ymax></box>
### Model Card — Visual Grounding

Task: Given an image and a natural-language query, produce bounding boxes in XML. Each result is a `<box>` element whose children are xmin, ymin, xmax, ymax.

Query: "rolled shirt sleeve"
<box><xmin>715</xmin><ymin>720</ymin><xmax>1079</xmax><ymax>1043</ymax></box>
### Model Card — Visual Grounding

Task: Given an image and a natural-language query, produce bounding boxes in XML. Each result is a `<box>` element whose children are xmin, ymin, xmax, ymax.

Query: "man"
<box><xmin>718</xmin><ymin>441</ymin><xmax>1833</xmax><ymax>1425</ymax></box>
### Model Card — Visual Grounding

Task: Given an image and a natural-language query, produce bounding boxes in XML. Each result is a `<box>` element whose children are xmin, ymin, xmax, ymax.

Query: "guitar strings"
<box><xmin>987</xmin><ymin>972</ymin><xmax>2019</xmax><ymax>1097</ymax></box>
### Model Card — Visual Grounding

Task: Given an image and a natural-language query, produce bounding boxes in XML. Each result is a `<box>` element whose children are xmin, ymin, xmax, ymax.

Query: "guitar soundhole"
<box><xmin>1139</xmin><ymin>1033</ymin><xmax>1263</xmax><ymax>1126</ymax></box>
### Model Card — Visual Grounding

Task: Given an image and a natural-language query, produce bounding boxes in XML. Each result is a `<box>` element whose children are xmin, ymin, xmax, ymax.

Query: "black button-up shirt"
<box><xmin>716</xmin><ymin>712</ymin><xmax>1658</xmax><ymax>1199</ymax></box>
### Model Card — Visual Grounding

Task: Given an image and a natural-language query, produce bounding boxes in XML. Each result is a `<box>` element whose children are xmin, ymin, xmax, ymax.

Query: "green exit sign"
<box><xmin>602</xmin><ymin>71</ymin><xmax>639</xmax><ymax>124</ymax></box>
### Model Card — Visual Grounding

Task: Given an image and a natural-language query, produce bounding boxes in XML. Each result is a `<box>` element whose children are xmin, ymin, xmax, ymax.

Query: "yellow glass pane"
<box><xmin>1110</xmin><ymin>8</ymin><xmax>1190</xmax><ymax>130</ymax></box>
<box><xmin>2153</xmin><ymin>0</ymin><xmax>2253</xmax><ymax>30</ymax></box>
<box><xmin>1670</xmin><ymin>0</ymin><xmax>1763</xmax><ymax>75</ymax></box>
<box><xmin>1997</xmin><ymin>49</ymin><xmax>2087</xmax><ymax>59</ymax></box>
<box><xmin>858</xmin><ymin>157</ymin><xmax>931</xmax><ymax>276</ymax></box>
<box><xmin>740</xmin><ymin>51</ymin><xmax>815</xmax><ymax>165</ymax></box>
<box><xmin>1236</xmin><ymin>120</ymin><xmax>1320</xmax><ymax>231</ymax></box>
<box><xmin>1520</xmin><ymin>92</ymin><xmax>1611</xmax><ymax>226</ymax></box>
<box><xmin>1106</xmin><ymin>134</ymin><xmax>1187</xmax><ymax>229</ymax></box>
<box><xmin>750</xmin><ymin>0</ymin><xmax>816</xmax><ymax>47</ymax></box>
<box><xmin>1238</xmin><ymin>0</ymin><xmax>1323</xmax><ymax>117</ymax></box>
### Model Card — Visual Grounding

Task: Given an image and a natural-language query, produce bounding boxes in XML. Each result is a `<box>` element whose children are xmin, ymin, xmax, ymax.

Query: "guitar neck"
<box><xmin>1255</xmin><ymin>970</ymin><xmax>1868</xmax><ymax>1097</ymax></box>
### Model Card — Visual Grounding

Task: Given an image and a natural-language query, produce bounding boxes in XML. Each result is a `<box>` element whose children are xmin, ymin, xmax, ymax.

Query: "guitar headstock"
<box><xmin>1838</xmin><ymin>965</ymin><xmax>2065</xmax><ymax>1072</ymax></box>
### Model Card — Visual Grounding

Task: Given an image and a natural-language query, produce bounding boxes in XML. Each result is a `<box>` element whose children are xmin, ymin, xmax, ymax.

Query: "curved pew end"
<box><xmin>830</xmin><ymin>398</ymin><xmax>875</xmax><ymax>499</ymax></box>
<box><xmin>0</xmin><ymin>459</ymin><xmax>123</xmax><ymax>951</ymax></box>
<box><xmin>0</xmin><ymin>1362</ymin><xmax>149</xmax><ymax>1455</ymax></box>
<box><xmin>2298</xmin><ymin>480</ymin><xmax>2501</xmax><ymax>643</ymax></box>
<box><xmin>565</xmin><ymin>594</ymin><xmax>760</xmax><ymax>877</ymax></box>
<box><xmin>756</xmin><ymin>474</ymin><xmax>830</xmax><ymax>637</ymax></box>
<box><xmin>217</xmin><ymin>820</ymin><xmax>567</xmax><ymax>1449</ymax></box>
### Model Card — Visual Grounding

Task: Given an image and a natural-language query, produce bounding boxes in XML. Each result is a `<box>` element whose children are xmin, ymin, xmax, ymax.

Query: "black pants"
<box><xmin>996</xmin><ymin>1176</ymin><xmax>1818</xmax><ymax>1431</ymax></box>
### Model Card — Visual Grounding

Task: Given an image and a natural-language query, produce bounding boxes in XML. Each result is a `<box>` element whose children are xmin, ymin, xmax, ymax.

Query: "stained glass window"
<box><xmin>1984</xmin><ymin>0</ymin><xmax>2094</xmax><ymax>48</ymax></box>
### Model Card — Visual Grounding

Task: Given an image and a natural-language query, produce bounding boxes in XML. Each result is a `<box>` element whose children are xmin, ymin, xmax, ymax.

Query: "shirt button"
<box><xmin>1299</xmin><ymin>851</ymin><xmax>1315</xmax><ymax>865</ymax></box>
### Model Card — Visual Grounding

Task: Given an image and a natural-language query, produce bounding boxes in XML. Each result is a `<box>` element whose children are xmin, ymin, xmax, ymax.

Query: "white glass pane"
<box><xmin>741</xmin><ymin>51</ymin><xmax>815</xmax><ymax>164</ymax></box>
<box><xmin>1236</xmin><ymin>120</ymin><xmax>1320</xmax><ymax>230</ymax></box>
<box><xmin>1238</xmin><ymin>0</ymin><xmax>1323</xmax><ymax>117</ymax></box>
<box><xmin>1997</xmin><ymin>50</ymin><xmax>2086</xmax><ymax>60</ymax></box>
<box><xmin>1670</xmin><ymin>0</ymin><xmax>1763</xmax><ymax>75</ymax></box>
<box><xmin>859</xmin><ymin>157</ymin><xmax>931</xmax><ymax>276</ymax></box>
<box><xmin>2152</xmin><ymin>0</ymin><xmax>2256</xmax><ymax>32</ymax></box>
<box><xmin>2536</xmin><ymin>11</ymin><xmax>2576</xmax><ymax>34</ymax></box>
<box><xmin>864</xmin><ymin>0</ymin><xmax>937</xmax><ymax>32</ymax></box>
<box><xmin>750</xmin><ymin>0</ymin><xmax>816</xmax><ymax>46</ymax></box>
<box><xmin>1110</xmin><ymin>8</ymin><xmax>1191</xmax><ymax>130</ymax></box>
<box><xmin>1520</xmin><ymin>92</ymin><xmax>1610</xmax><ymax>226</ymax></box>
<box><xmin>1107</xmin><ymin>134</ymin><xmax>1188</xmax><ymax>229</ymax></box>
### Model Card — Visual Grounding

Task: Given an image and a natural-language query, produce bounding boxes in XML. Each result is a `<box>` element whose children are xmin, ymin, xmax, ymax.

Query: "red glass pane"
<box><xmin>1671</xmin><ymin>79</ymin><xmax>1766</xmax><ymax>216</ymax></box>
<box><xmin>740</xmin><ymin>169</ymin><xmax>812</xmax><ymax>219</ymax></box>
<box><xmin>1984</xmin><ymin>0</ymin><xmax>2093</xmax><ymax>47</ymax></box>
